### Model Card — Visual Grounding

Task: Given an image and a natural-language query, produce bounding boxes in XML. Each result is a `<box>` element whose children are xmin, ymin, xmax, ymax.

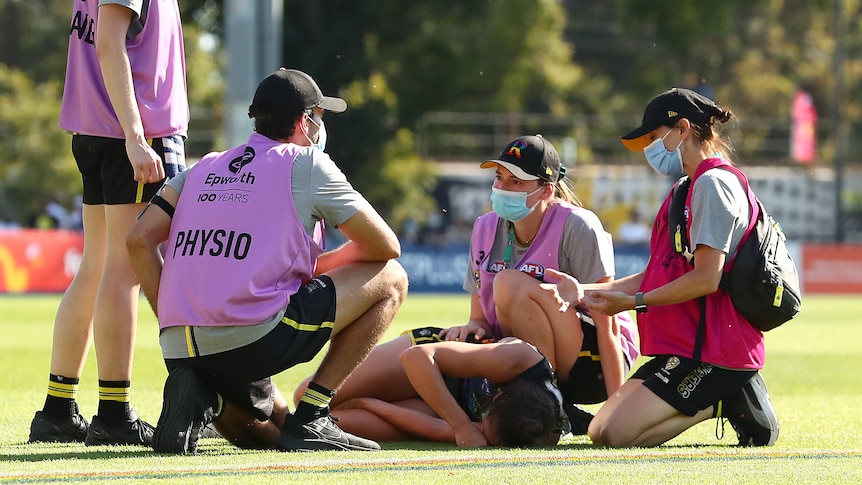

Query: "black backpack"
<box><xmin>668</xmin><ymin>167</ymin><xmax>802</xmax><ymax>331</ymax></box>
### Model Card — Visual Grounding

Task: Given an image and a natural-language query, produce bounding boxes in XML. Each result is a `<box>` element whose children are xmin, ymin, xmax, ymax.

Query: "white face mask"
<box><xmin>314</xmin><ymin>120</ymin><xmax>327</xmax><ymax>152</ymax></box>
<box><xmin>643</xmin><ymin>128</ymin><xmax>684</xmax><ymax>178</ymax></box>
<box><xmin>303</xmin><ymin>112</ymin><xmax>323</xmax><ymax>148</ymax></box>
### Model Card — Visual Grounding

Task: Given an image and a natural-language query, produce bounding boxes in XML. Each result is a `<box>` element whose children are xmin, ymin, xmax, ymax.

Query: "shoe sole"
<box><xmin>152</xmin><ymin>367</ymin><xmax>202</xmax><ymax>454</ymax></box>
<box><xmin>738</xmin><ymin>373</ymin><xmax>780</xmax><ymax>446</ymax></box>
<box><xmin>276</xmin><ymin>434</ymin><xmax>380</xmax><ymax>452</ymax></box>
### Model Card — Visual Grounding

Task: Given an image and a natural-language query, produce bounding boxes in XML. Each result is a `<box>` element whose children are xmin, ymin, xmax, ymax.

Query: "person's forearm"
<box><xmin>583</xmin><ymin>271</ymin><xmax>644</xmax><ymax>296</ymax></box>
<box><xmin>356</xmin><ymin>398</ymin><xmax>455</xmax><ymax>442</ymax></box>
<box><xmin>399</xmin><ymin>348</ymin><xmax>474</xmax><ymax>434</ymax></box>
<box><xmin>594</xmin><ymin>313</ymin><xmax>625</xmax><ymax>397</ymax></box>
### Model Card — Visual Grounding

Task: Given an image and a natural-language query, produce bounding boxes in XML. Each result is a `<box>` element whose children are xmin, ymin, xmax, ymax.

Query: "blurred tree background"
<box><xmin>1</xmin><ymin>0</ymin><xmax>860</xmax><ymax>230</ymax></box>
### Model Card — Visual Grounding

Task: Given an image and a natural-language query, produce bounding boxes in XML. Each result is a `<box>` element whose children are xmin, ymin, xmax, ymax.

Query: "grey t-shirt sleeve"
<box><xmin>463</xmin><ymin>240</ymin><xmax>477</xmax><ymax>294</ymax></box>
<box><xmin>558</xmin><ymin>208</ymin><xmax>616</xmax><ymax>283</ymax></box>
<box><xmin>291</xmin><ymin>148</ymin><xmax>368</xmax><ymax>235</ymax></box>
<box><xmin>163</xmin><ymin>166</ymin><xmax>189</xmax><ymax>195</ymax></box>
<box><xmin>689</xmin><ymin>169</ymin><xmax>750</xmax><ymax>256</ymax></box>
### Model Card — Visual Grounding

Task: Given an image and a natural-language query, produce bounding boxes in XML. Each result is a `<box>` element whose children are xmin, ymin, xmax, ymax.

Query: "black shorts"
<box><xmin>632</xmin><ymin>355</ymin><xmax>757</xmax><ymax>416</ymax></box>
<box><xmin>164</xmin><ymin>276</ymin><xmax>337</xmax><ymax>421</ymax></box>
<box><xmin>557</xmin><ymin>315</ymin><xmax>633</xmax><ymax>405</ymax></box>
<box><xmin>72</xmin><ymin>134</ymin><xmax>185</xmax><ymax>205</ymax></box>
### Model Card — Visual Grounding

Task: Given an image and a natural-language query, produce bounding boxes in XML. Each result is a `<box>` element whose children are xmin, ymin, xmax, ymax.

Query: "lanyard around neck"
<box><xmin>504</xmin><ymin>222</ymin><xmax>516</xmax><ymax>268</ymax></box>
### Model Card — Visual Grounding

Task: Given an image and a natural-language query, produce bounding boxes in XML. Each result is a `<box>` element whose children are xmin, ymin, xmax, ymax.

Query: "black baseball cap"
<box><xmin>620</xmin><ymin>87</ymin><xmax>719</xmax><ymax>152</ymax></box>
<box><xmin>248</xmin><ymin>68</ymin><xmax>347</xmax><ymax>119</ymax></box>
<box><xmin>480</xmin><ymin>135</ymin><xmax>564</xmax><ymax>183</ymax></box>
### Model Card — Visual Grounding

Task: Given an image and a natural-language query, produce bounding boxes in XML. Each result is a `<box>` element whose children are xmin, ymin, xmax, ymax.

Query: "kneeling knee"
<box><xmin>383</xmin><ymin>259</ymin><xmax>409</xmax><ymax>301</ymax></box>
<box><xmin>589</xmin><ymin>424</ymin><xmax>632</xmax><ymax>448</ymax></box>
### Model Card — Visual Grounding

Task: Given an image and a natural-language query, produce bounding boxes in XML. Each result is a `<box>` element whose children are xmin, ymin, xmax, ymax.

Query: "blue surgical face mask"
<box><xmin>490</xmin><ymin>186</ymin><xmax>543</xmax><ymax>222</ymax></box>
<box><xmin>643</xmin><ymin>128</ymin><xmax>684</xmax><ymax>178</ymax></box>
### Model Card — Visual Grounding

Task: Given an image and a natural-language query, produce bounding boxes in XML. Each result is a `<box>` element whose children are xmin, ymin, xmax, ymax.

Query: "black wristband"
<box><xmin>635</xmin><ymin>292</ymin><xmax>648</xmax><ymax>313</ymax></box>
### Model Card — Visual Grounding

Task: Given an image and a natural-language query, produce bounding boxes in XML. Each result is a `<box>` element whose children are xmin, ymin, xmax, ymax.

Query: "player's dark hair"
<box><xmin>485</xmin><ymin>376</ymin><xmax>563</xmax><ymax>447</ymax></box>
<box><xmin>253</xmin><ymin>111</ymin><xmax>303</xmax><ymax>141</ymax></box>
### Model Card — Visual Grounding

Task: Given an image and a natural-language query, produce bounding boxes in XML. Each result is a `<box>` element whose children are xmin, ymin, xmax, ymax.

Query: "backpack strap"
<box><xmin>667</xmin><ymin>176</ymin><xmax>693</xmax><ymax>262</ymax></box>
<box><xmin>692</xmin><ymin>296</ymin><xmax>707</xmax><ymax>362</ymax></box>
<box><xmin>711</xmin><ymin>164</ymin><xmax>760</xmax><ymax>267</ymax></box>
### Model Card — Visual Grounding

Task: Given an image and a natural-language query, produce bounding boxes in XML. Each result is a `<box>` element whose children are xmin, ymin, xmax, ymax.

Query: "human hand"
<box><xmin>583</xmin><ymin>290</ymin><xmax>633</xmax><ymax>316</ymax></box>
<box><xmin>126</xmin><ymin>138</ymin><xmax>165</xmax><ymax>184</ymax></box>
<box><xmin>454</xmin><ymin>422</ymin><xmax>489</xmax><ymax>448</ymax></box>
<box><xmin>438</xmin><ymin>323</ymin><xmax>487</xmax><ymax>342</ymax></box>
<box><xmin>543</xmin><ymin>268</ymin><xmax>584</xmax><ymax>310</ymax></box>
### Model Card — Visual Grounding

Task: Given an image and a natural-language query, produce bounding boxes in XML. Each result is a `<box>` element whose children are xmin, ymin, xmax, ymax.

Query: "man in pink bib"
<box><xmin>127</xmin><ymin>68</ymin><xmax>408</xmax><ymax>453</ymax></box>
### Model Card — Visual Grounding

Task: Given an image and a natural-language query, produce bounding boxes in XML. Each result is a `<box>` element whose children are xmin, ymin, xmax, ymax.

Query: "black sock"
<box><xmin>43</xmin><ymin>374</ymin><xmax>80</xmax><ymax>418</ymax></box>
<box><xmin>294</xmin><ymin>382</ymin><xmax>335</xmax><ymax>423</ymax></box>
<box><xmin>97</xmin><ymin>380</ymin><xmax>132</xmax><ymax>424</ymax></box>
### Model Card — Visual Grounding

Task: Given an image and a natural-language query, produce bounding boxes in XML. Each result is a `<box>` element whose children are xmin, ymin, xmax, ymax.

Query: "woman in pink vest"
<box><xmin>558</xmin><ymin>88</ymin><xmax>779</xmax><ymax>447</ymax></box>
<box><xmin>439</xmin><ymin>135</ymin><xmax>640</xmax><ymax>434</ymax></box>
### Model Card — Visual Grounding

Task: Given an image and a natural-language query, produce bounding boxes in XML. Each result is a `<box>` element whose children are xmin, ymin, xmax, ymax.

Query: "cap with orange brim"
<box><xmin>621</xmin><ymin>87</ymin><xmax>719</xmax><ymax>152</ymax></box>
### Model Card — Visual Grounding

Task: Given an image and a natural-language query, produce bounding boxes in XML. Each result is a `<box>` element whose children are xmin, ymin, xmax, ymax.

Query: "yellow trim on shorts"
<box><xmin>401</xmin><ymin>327</ymin><xmax>443</xmax><ymax>346</ymax></box>
<box><xmin>135</xmin><ymin>181</ymin><xmax>145</xmax><ymax>203</ymax></box>
<box><xmin>133</xmin><ymin>137</ymin><xmax>155</xmax><ymax>203</ymax></box>
<box><xmin>184</xmin><ymin>326</ymin><xmax>195</xmax><ymax>357</ymax></box>
<box><xmin>281</xmin><ymin>317</ymin><xmax>334</xmax><ymax>332</ymax></box>
<box><xmin>579</xmin><ymin>350</ymin><xmax>602</xmax><ymax>362</ymax></box>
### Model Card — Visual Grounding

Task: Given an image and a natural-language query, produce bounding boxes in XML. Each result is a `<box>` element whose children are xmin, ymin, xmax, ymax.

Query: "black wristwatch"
<box><xmin>635</xmin><ymin>292</ymin><xmax>648</xmax><ymax>313</ymax></box>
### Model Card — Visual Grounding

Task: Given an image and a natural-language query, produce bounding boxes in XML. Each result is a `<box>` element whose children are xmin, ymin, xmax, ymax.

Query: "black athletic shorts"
<box><xmin>72</xmin><ymin>134</ymin><xmax>185</xmax><ymax>205</ymax></box>
<box><xmin>632</xmin><ymin>355</ymin><xmax>757</xmax><ymax>416</ymax></box>
<box><xmin>164</xmin><ymin>275</ymin><xmax>337</xmax><ymax>421</ymax></box>
<box><xmin>557</xmin><ymin>315</ymin><xmax>633</xmax><ymax>405</ymax></box>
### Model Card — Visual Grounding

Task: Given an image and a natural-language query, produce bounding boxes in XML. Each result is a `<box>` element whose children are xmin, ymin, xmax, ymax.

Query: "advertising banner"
<box><xmin>801</xmin><ymin>244</ymin><xmax>862</xmax><ymax>294</ymax></box>
<box><xmin>0</xmin><ymin>230</ymin><xmax>83</xmax><ymax>293</ymax></box>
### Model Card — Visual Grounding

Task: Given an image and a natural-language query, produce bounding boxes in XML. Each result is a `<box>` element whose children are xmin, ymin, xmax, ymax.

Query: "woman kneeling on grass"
<box><xmin>296</xmin><ymin>328</ymin><xmax>568</xmax><ymax>448</ymax></box>
<box><xmin>556</xmin><ymin>88</ymin><xmax>779</xmax><ymax>448</ymax></box>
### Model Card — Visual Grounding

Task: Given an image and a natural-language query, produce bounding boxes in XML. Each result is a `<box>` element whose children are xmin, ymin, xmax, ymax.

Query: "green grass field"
<box><xmin>1</xmin><ymin>293</ymin><xmax>860</xmax><ymax>484</ymax></box>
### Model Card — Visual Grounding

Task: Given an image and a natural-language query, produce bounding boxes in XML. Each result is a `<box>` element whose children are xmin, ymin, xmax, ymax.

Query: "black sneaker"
<box><xmin>28</xmin><ymin>410</ymin><xmax>89</xmax><ymax>443</ymax></box>
<box><xmin>725</xmin><ymin>372</ymin><xmax>779</xmax><ymax>446</ymax></box>
<box><xmin>564</xmin><ymin>403</ymin><xmax>595</xmax><ymax>436</ymax></box>
<box><xmin>152</xmin><ymin>366</ymin><xmax>218</xmax><ymax>454</ymax></box>
<box><xmin>276</xmin><ymin>408</ymin><xmax>380</xmax><ymax>451</ymax></box>
<box><xmin>85</xmin><ymin>409</ymin><xmax>154</xmax><ymax>446</ymax></box>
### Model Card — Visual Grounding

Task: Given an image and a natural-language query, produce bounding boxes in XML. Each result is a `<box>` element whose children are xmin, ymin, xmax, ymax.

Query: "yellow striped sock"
<box><xmin>98</xmin><ymin>381</ymin><xmax>131</xmax><ymax>403</ymax></box>
<box><xmin>47</xmin><ymin>378</ymin><xmax>79</xmax><ymax>400</ymax></box>
<box><xmin>300</xmin><ymin>387</ymin><xmax>332</xmax><ymax>409</ymax></box>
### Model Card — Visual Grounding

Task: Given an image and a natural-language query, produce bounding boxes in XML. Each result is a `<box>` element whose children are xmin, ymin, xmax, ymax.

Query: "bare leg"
<box><xmin>309</xmin><ymin>260</ymin><xmax>408</xmax><ymax>392</ymax></box>
<box><xmin>493</xmin><ymin>269</ymin><xmax>583</xmax><ymax>380</ymax></box>
<box><xmin>295</xmin><ymin>333</ymin><xmax>416</xmax><ymax>408</ymax></box>
<box><xmin>49</xmin><ymin>204</ymin><xmax>105</xmax><ymax>379</ymax></box>
<box><xmin>588</xmin><ymin>379</ymin><xmax>713</xmax><ymax>447</ymax></box>
<box><xmin>329</xmin><ymin>408</ymin><xmax>413</xmax><ymax>442</ymax></box>
<box><xmin>92</xmin><ymin>203</ymin><xmax>144</xmax><ymax>382</ymax></box>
